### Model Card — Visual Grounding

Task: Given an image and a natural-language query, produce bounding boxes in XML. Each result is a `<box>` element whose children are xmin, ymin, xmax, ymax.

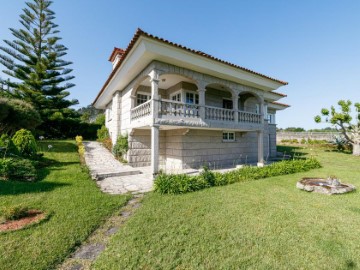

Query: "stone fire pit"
<box><xmin>296</xmin><ymin>177</ymin><xmax>355</xmax><ymax>195</ymax></box>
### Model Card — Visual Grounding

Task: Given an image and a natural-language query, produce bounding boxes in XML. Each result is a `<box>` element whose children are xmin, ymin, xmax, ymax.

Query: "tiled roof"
<box><xmin>271</xmin><ymin>101</ymin><xmax>290</xmax><ymax>107</ymax></box>
<box><xmin>271</xmin><ymin>91</ymin><xmax>287</xmax><ymax>97</ymax></box>
<box><xmin>94</xmin><ymin>28</ymin><xmax>288</xmax><ymax>105</ymax></box>
<box><xmin>108</xmin><ymin>47</ymin><xmax>125</xmax><ymax>62</ymax></box>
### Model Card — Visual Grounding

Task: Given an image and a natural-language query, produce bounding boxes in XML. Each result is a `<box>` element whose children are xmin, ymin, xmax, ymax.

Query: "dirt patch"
<box><xmin>0</xmin><ymin>210</ymin><xmax>47</xmax><ymax>232</ymax></box>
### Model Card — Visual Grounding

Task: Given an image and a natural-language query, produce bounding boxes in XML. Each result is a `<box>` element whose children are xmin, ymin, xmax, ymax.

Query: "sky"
<box><xmin>0</xmin><ymin>0</ymin><xmax>359</xmax><ymax>129</ymax></box>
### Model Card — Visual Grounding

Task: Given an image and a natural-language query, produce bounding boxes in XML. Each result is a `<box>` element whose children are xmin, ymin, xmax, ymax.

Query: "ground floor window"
<box><xmin>137</xmin><ymin>93</ymin><xmax>150</xmax><ymax>105</ymax></box>
<box><xmin>222</xmin><ymin>131</ymin><xmax>235</xmax><ymax>142</ymax></box>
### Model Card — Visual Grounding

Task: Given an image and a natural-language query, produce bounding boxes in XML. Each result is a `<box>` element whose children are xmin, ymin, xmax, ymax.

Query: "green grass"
<box><xmin>0</xmin><ymin>141</ymin><xmax>128</xmax><ymax>270</ymax></box>
<box><xmin>93</xmin><ymin>146</ymin><xmax>360</xmax><ymax>270</ymax></box>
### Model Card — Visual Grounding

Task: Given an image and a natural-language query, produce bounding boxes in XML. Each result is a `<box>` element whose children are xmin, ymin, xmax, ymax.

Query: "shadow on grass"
<box><xmin>0</xmin><ymin>180</ymin><xmax>70</xmax><ymax>196</ymax></box>
<box><xmin>277</xmin><ymin>145</ymin><xmax>308</xmax><ymax>158</ymax></box>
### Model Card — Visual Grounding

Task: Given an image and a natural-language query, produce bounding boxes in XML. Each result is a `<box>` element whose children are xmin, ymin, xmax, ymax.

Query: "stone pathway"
<box><xmin>83</xmin><ymin>141</ymin><xmax>153</xmax><ymax>194</ymax></box>
<box><xmin>58</xmin><ymin>194</ymin><xmax>144</xmax><ymax>270</ymax></box>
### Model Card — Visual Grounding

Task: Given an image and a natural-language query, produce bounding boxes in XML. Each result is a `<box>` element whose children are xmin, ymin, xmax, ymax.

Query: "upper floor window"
<box><xmin>137</xmin><ymin>93</ymin><xmax>150</xmax><ymax>106</ymax></box>
<box><xmin>268</xmin><ymin>113</ymin><xmax>276</xmax><ymax>124</ymax></box>
<box><xmin>171</xmin><ymin>92</ymin><xmax>181</xmax><ymax>102</ymax></box>
<box><xmin>185</xmin><ymin>92</ymin><xmax>199</xmax><ymax>105</ymax></box>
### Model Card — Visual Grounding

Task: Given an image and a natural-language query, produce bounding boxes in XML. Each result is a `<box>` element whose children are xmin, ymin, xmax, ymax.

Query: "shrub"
<box><xmin>12</xmin><ymin>129</ymin><xmax>37</xmax><ymax>157</ymax></box>
<box><xmin>154</xmin><ymin>158</ymin><xmax>322</xmax><ymax>195</ymax></box>
<box><xmin>1</xmin><ymin>205</ymin><xmax>29</xmax><ymax>221</ymax></box>
<box><xmin>94</xmin><ymin>114</ymin><xmax>105</xmax><ymax>125</ymax></box>
<box><xmin>0</xmin><ymin>98</ymin><xmax>42</xmax><ymax>135</ymax></box>
<box><xmin>97</xmin><ymin>125</ymin><xmax>109</xmax><ymax>141</ymax></box>
<box><xmin>0</xmin><ymin>134</ymin><xmax>19</xmax><ymax>157</ymax></box>
<box><xmin>75</xmin><ymin>135</ymin><xmax>83</xmax><ymax>146</ymax></box>
<box><xmin>102</xmin><ymin>137</ymin><xmax>113</xmax><ymax>152</ymax></box>
<box><xmin>113</xmin><ymin>134</ymin><xmax>128</xmax><ymax>159</ymax></box>
<box><xmin>0</xmin><ymin>158</ymin><xmax>37</xmax><ymax>181</ymax></box>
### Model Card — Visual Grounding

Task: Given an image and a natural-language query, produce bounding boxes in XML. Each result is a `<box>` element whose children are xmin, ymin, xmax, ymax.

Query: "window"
<box><xmin>223</xmin><ymin>99</ymin><xmax>233</xmax><ymax>109</ymax></box>
<box><xmin>268</xmin><ymin>113</ymin><xmax>276</xmax><ymax>124</ymax></box>
<box><xmin>171</xmin><ymin>92</ymin><xmax>181</xmax><ymax>102</ymax></box>
<box><xmin>137</xmin><ymin>93</ymin><xmax>150</xmax><ymax>105</ymax></box>
<box><xmin>106</xmin><ymin>104</ymin><xmax>112</xmax><ymax>121</ymax></box>
<box><xmin>185</xmin><ymin>92</ymin><xmax>199</xmax><ymax>104</ymax></box>
<box><xmin>255</xmin><ymin>104</ymin><xmax>260</xmax><ymax>114</ymax></box>
<box><xmin>223</xmin><ymin>132</ymin><xmax>235</xmax><ymax>142</ymax></box>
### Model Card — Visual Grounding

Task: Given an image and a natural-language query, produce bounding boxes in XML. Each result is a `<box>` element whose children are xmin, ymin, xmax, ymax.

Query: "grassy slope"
<box><xmin>0</xmin><ymin>141</ymin><xmax>128</xmax><ymax>270</ymax></box>
<box><xmin>94</xmin><ymin>147</ymin><xmax>360</xmax><ymax>270</ymax></box>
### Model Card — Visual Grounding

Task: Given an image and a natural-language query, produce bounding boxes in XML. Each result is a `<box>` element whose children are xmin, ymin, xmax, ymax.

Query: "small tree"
<box><xmin>315</xmin><ymin>100</ymin><xmax>360</xmax><ymax>155</ymax></box>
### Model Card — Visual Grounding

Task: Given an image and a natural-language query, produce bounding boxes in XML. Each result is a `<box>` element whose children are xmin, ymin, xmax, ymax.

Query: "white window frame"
<box><xmin>268</xmin><ymin>113</ymin><xmax>276</xmax><ymax>124</ymax></box>
<box><xmin>106</xmin><ymin>102</ymin><xmax>112</xmax><ymax>121</ymax></box>
<box><xmin>136</xmin><ymin>92</ymin><xmax>151</xmax><ymax>106</ymax></box>
<box><xmin>170</xmin><ymin>90</ymin><xmax>182</xmax><ymax>102</ymax></box>
<box><xmin>185</xmin><ymin>91</ymin><xmax>199</xmax><ymax>105</ymax></box>
<box><xmin>222</xmin><ymin>131</ymin><xmax>235</xmax><ymax>142</ymax></box>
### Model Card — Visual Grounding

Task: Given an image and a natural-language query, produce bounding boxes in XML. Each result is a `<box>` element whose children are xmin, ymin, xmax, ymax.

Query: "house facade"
<box><xmin>93</xmin><ymin>29</ymin><xmax>289</xmax><ymax>175</ymax></box>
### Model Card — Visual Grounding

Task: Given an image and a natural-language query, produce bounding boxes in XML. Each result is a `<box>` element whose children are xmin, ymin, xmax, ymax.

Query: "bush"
<box><xmin>0</xmin><ymin>98</ymin><xmax>42</xmax><ymax>135</ymax></box>
<box><xmin>154</xmin><ymin>158</ymin><xmax>322</xmax><ymax>195</ymax></box>
<box><xmin>12</xmin><ymin>129</ymin><xmax>38</xmax><ymax>157</ymax></box>
<box><xmin>97</xmin><ymin>125</ymin><xmax>109</xmax><ymax>141</ymax></box>
<box><xmin>0</xmin><ymin>158</ymin><xmax>37</xmax><ymax>181</ymax></box>
<box><xmin>0</xmin><ymin>134</ymin><xmax>19</xmax><ymax>157</ymax></box>
<box><xmin>113</xmin><ymin>134</ymin><xmax>128</xmax><ymax>159</ymax></box>
<box><xmin>75</xmin><ymin>135</ymin><xmax>83</xmax><ymax>146</ymax></box>
<box><xmin>1</xmin><ymin>205</ymin><xmax>29</xmax><ymax>221</ymax></box>
<box><xmin>38</xmin><ymin>118</ymin><xmax>101</xmax><ymax>140</ymax></box>
<box><xmin>102</xmin><ymin>137</ymin><xmax>112</xmax><ymax>152</ymax></box>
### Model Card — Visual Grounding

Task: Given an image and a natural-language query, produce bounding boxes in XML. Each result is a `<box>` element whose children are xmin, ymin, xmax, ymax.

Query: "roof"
<box><xmin>108</xmin><ymin>47</ymin><xmax>125</xmax><ymax>62</ymax></box>
<box><xmin>271</xmin><ymin>101</ymin><xmax>290</xmax><ymax>107</ymax></box>
<box><xmin>94</xmin><ymin>28</ymin><xmax>288</xmax><ymax>105</ymax></box>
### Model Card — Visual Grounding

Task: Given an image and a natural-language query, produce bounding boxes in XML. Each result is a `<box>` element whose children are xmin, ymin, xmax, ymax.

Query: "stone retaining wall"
<box><xmin>277</xmin><ymin>132</ymin><xmax>339</xmax><ymax>143</ymax></box>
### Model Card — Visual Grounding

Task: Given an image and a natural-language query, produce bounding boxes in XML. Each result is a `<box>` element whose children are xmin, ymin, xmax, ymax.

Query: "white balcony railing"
<box><xmin>159</xmin><ymin>99</ymin><xmax>199</xmax><ymax>118</ymax></box>
<box><xmin>130</xmin><ymin>99</ymin><xmax>262</xmax><ymax>125</ymax></box>
<box><xmin>205</xmin><ymin>106</ymin><xmax>234</xmax><ymax>121</ymax></box>
<box><xmin>238</xmin><ymin>111</ymin><xmax>261</xmax><ymax>123</ymax></box>
<box><xmin>130</xmin><ymin>99</ymin><xmax>151</xmax><ymax>120</ymax></box>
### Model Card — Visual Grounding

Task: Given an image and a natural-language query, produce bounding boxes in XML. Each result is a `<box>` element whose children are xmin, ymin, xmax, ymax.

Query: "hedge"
<box><xmin>154</xmin><ymin>158</ymin><xmax>322</xmax><ymax>194</ymax></box>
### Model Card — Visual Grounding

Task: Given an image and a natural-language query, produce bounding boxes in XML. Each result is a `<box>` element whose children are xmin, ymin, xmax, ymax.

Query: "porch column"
<box><xmin>151</xmin><ymin>124</ymin><xmax>160</xmax><ymax>176</ymax></box>
<box><xmin>257</xmin><ymin>130</ymin><xmax>264</xmax><ymax>167</ymax></box>
<box><xmin>197</xmin><ymin>85</ymin><xmax>206</xmax><ymax>119</ymax></box>
<box><xmin>149</xmin><ymin>70</ymin><xmax>160</xmax><ymax>119</ymax></box>
<box><xmin>232</xmin><ymin>92</ymin><xmax>239</xmax><ymax>122</ymax></box>
<box><xmin>259</xmin><ymin>99</ymin><xmax>265</xmax><ymax>124</ymax></box>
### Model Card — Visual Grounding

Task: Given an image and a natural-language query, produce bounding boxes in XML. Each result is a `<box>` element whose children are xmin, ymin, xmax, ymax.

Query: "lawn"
<box><xmin>93</xmin><ymin>146</ymin><xmax>360</xmax><ymax>269</ymax></box>
<box><xmin>0</xmin><ymin>141</ymin><xmax>128</xmax><ymax>270</ymax></box>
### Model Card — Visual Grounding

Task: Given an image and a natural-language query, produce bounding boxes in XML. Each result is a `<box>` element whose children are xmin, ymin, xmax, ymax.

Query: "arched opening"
<box><xmin>239</xmin><ymin>92</ymin><xmax>262</xmax><ymax>113</ymax></box>
<box><xmin>205</xmin><ymin>83</ymin><xmax>234</xmax><ymax>109</ymax></box>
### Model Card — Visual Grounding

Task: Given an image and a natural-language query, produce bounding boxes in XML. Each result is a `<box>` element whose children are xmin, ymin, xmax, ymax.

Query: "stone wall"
<box><xmin>277</xmin><ymin>132</ymin><xmax>339</xmax><ymax>143</ymax></box>
<box><xmin>128</xmin><ymin>127</ymin><xmax>275</xmax><ymax>170</ymax></box>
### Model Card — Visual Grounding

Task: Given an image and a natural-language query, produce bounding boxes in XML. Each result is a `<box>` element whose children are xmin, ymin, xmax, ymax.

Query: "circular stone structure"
<box><xmin>296</xmin><ymin>178</ymin><xmax>355</xmax><ymax>195</ymax></box>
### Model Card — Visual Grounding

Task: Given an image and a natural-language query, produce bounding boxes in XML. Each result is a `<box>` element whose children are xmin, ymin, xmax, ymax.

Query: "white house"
<box><xmin>93</xmin><ymin>28</ymin><xmax>289</xmax><ymax>175</ymax></box>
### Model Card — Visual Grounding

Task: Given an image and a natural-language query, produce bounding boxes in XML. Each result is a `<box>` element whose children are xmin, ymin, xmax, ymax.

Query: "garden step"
<box><xmin>93</xmin><ymin>170</ymin><xmax>142</xmax><ymax>181</ymax></box>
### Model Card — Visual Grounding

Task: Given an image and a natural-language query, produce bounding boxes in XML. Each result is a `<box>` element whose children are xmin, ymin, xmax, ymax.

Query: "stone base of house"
<box><xmin>128</xmin><ymin>126</ymin><xmax>277</xmax><ymax>171</ymax></box>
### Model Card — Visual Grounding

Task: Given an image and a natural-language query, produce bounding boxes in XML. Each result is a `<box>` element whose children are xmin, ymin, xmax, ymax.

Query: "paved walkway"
<box><xmin>83</xmin><ymin>141</ymin><xmax>153</xmax><ymax>194</ymax></box>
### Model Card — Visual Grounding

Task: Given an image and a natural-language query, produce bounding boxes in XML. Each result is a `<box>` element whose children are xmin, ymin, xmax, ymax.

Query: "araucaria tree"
<box><xmin>315</xmin><ymin>100</ymin><xmax>360</xmax><ymax>156</ymax></box>
<box><xmin>0</xmin><ymin>0</ymin><xmax>78</xmax><ymax>120</ymax></box>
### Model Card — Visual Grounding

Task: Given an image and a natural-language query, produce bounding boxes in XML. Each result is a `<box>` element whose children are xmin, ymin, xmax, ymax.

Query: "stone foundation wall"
<box><xmin>128</xmin><ymin>128</ymin><xmax>273</xmax><ymax>170</ymax></box>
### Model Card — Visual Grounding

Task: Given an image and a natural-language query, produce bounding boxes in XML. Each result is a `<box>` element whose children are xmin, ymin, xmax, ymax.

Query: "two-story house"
<box><xmin>93</xmin><ymin>29</ymin><xmax>289</xmax><ymax>176</ymax></box>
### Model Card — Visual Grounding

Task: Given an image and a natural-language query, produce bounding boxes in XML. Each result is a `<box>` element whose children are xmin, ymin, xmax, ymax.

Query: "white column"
<box><xmin>257</xmin><ymin>130</ymin><xmax>264</xmax><ymax>167</ymax></box>
<box><xmin>151</xmin><ymin>124</ymin><xmax>160</xmax><ymax>176</ymax></box>
<box><xmin>259</xmin><ymin>99</ymin><xmax>265</xmax><ymax>124</ymax></box>
<box><xmin>149</xmin><ymin>70</ymin><xmax>160</xmax><ymax>177</ymax></box>
<box><xmin>197</xmin><ymin>86</ymin><xmax>206</xmax><ymax>119</ymax></box>
<box><xmin>232</xmin><ymin>92</ymin><xmax>239</xmax><ymax>122</ymax></box>
<box><xmin>149</xmin><ymin>70</ymin><xmax>160</xmax><ymax>119</ymax></box>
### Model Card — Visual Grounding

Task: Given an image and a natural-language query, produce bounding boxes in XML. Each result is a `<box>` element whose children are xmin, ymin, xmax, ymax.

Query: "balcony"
<box><xmin>130</xmin><ymin>99</ymin><xmax>263</xmax><ymax>130</ymax></box>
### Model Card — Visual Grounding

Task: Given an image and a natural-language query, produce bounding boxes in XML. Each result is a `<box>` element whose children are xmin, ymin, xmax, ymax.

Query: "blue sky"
<box><xmin>1</xmin><ymin>0</ymin><xmax>359</xmax><ymax>129</ymax></box>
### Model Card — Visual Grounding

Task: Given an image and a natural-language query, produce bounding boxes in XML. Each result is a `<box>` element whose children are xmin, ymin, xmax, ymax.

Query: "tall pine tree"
<box><xmin>0</xmin><ymin>0</ymin><xmax>78</xmax><ymax>120</ymax></box>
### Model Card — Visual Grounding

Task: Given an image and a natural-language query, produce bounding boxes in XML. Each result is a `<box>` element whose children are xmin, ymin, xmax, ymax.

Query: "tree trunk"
<box><xmin>353</xmin><ymin>143</ymin><xmax>360</xmax><ymax>156</ymax></box>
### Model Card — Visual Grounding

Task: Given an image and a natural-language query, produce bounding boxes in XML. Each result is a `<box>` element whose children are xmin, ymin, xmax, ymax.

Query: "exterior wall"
<box><xmin>268</xmin><ymin>124</ymin><xmax>277</xmax><ymax>158</ymax></box>
<box><xmin>127</xmin><ymin>128</ymin><xmax>274</xmax><ymax>170</ymax></box>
